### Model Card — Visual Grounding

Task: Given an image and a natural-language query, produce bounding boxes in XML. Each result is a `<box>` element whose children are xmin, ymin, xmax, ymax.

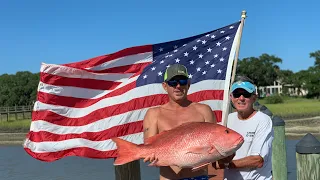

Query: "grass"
<box><xmin>0</xmin><ymin>113</ymin><xmax>31</xmax><ymax>133</ymax></box>
<box><xmin>257</xmin><ymin>97</ymin><xmax>320</xmax><ymax>119</ymax></box>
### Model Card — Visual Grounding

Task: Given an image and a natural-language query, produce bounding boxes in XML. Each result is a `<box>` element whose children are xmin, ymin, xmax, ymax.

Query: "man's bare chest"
<box><xmin>157</xmin><ymin>109</ymin><xmax>204</xmax><ymax>132</ymax></box>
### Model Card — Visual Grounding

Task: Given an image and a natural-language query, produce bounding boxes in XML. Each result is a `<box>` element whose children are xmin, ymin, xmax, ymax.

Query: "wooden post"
<box><xmin>271</xmin><ymin>116</ymin><xmax>288</xmax><ymax>180</ymax></box>
<box><xmin>114</xmin><ymin>160</ymin><xmax>141</xmax><ymax>180</ymax></box>
<box><xmin>296</xmin><ymin>133</ymin><xmax>320</xmax><ymax>180</ymax></box>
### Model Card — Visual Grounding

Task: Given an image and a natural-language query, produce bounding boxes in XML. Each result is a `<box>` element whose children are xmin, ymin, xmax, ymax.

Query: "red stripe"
<box><xmin>24</xmin><ymin>147</ymin><xmax>118</xmax><ymax>162</ymax></box>
<box><xmin>37</xmin><ymin>81</ymin><xmax>137</xmax><ymax>108</ymax></box>
<box><xmin>33</xmin><ymin>90</ymin><xmax>224</xmax><ymax>126</ymax></box>
<box><xmin>27</xmin><ymin>121</ymin><xmax>143</xmax><ymax>142</ymax></box>
<box><xmin>214</xmin><ymin>110</ymin><xmax>222</xmax><ymax>123</ymax></box>
<box><xmin>40</xmin><ymin>72</ymin><xmax>121</xmax><ymax>90</ymax></box>
<box><xmin>62</xmin><ymin>45</ymin><xmax>152</xmax><ymax>69</ymax></box>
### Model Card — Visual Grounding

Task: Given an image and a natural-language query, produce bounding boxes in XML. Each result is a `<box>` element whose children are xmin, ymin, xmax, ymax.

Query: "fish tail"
<box><xmin>112</xmin><ymin>137</ymin><xmax>141</xmax><ymax>165</ymax></box>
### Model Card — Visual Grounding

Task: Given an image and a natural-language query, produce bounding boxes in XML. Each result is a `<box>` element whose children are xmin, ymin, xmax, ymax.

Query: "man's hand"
<box><xmin>219</xmin><ymin>153</ymin><xmax>235</xmax><ymax>163</ymax></box>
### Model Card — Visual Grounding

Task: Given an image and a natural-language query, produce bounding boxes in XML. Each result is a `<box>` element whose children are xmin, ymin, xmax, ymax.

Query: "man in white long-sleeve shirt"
<box><xmin>213</xmin><ymin>76</ymin><xmax>274</xmax><ymax>180</ymax></box>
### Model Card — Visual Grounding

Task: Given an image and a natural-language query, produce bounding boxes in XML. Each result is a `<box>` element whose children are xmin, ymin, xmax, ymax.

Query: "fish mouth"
<box><xmin>214</xmin><ymin>136</ymin><xmax>244</xmax><ymax>157</ymax></box>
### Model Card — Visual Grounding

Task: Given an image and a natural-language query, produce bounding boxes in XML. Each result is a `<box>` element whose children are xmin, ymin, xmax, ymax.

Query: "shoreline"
<box><xmin>1</xmin><ymin>117</ymin><xmax>319</xmax><ymax>145</ymax></box>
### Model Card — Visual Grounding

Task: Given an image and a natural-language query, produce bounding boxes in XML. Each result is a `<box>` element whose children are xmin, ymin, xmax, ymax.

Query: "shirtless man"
<box><xmin>143</xmin><ymin>64</ymin><xmax>217</xmax><ymax>180</ymax></box>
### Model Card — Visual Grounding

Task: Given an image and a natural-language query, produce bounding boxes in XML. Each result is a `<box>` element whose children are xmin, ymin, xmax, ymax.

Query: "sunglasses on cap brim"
<box><xmin>166</xmin><ymin>79</ymin><xmax>188</xmax><ymax>87</ymax></box>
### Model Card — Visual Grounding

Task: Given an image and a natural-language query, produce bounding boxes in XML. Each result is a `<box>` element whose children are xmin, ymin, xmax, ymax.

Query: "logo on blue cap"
<box><xmin>231</xmin><ymin>81</ymin><xmax>256</xmax><ymax>93</ymax></box>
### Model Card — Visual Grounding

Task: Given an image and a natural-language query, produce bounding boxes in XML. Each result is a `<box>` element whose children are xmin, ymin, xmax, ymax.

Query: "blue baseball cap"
<box><xmin>231</xmin><ymin>81</ymin><xmax>256</xmax><ymax>93</ymax></box>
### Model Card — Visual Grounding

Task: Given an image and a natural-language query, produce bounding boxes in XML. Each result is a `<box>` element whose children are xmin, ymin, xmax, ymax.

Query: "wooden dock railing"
<box><xmin>0</xmin><ymin>105</ymin><xmax>33</xmax><ymax>121</ymax></box>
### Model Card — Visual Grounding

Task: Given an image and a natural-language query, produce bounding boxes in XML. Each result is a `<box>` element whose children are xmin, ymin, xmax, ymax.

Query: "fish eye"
<box><xmin>225</xmin><ymin>129</ymin><xmax>229</xmax><ymax>133</ymax></box>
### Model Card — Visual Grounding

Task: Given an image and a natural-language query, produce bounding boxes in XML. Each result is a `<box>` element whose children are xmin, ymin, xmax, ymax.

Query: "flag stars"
<box><xmin>207</xmin><ymin>48</ymin><xmax>212</xmax><ymax>52</ymax></box>
<box><xmin>222</xmin><ymin>47</ymin><xmax>227</xmax><ymax>51</ymax></box>
<box><xmin>151</xmin><ymin>67</ymin><xmax>156</xmax><ymax>71</ymax></box>
<box><xmin>175</xmin><ymin>58</ymin><xmax>180</xmax><ymax>63</ymax></box>
<box><xmin>214</xmin><ymin>54</ymin><xmax>218</xmax><ymax>58</ymax></box>
<box><xmin>173</xmin><ymin>49</ymin><xmax>178</xmax><ymax>53</ymax></box>
<box><xmin>225</xmin><ymin>36</ymin><xmax>230</xmax><ymax>40</ymax></box>
<box><xmin>198</xmin><ymin>54</ymin><xmax>203</xmax><ymax>59</ymax></box>
<box><xmin>211</xmin><ymin>35</ymin><xmax>216</xmax><ymax>39</ymax></box>
<box><xmin>220</xmin><ymin>58</ymin><xmax>225</xmax><ymax>62</ymax></box>
<box><xmin>143</xmin><ymin>75</ymin><xmax>148</xmax><ymax>79</ymax></box>
<box><xmin>174</xmin><ymin>45</ymin><xmax>178</xmax><ymax>49</ymax></box>
<box><xmin>188</xmin><ymin>74</ymin><xmax>193</xmax><ymax>78</ymax></box>
<box><xmin>196</xmin><ymin>67</ymin><xmax>201</xmax><ymax>72</ymax></box>
<box><xmin>205</xmin><ymin>61</ymin><xmax>210</xmax><ymax>65</ymax></box>
<box><xmin>197</xmin><ymin>39</ymin><xmax>201</xmax><ymax>42</ymax></box>
<box><xmin>229</xmin><ymin>26</ymin><xmax>234</xmax><ymax>29</ymax></box>
<box><xmin>206</xmin><ymin>34</ymin><xmax>210</xmax><ymax>37</ymax></box>
<box><xmin>160</xmin><ymin>60</ymin><xmax>164</xmax><ymax>64</ymax></box>
<box><xmin>193</xmin><ymin>46</ymin><xmax>198</xmax><ymax>50</ymax></box>
<box><xmin>190</xmin><ymin>60</ymin><xmax>195</xmax><ymax>65</ymax></box>
<box><xmin>216</xmin><ymin>42</ymin><xmax>221</xmax><ymax>46</ymax></box>
<box><xmin>184</xmin><ymin>52</ymin><xmax>189</xmax><ymax>57</ymax></box>
<box><xmin>211</xmin><ymin>64</ymin><xmax>215</xmax><ymax>68</ymax></box>
<box><xmin>166</xmin><ymin>64</ymin><xmax>170</xmax><ymax>68</ymax></box>
<box><xmin>217</xmin><ymin>69</ymin><xmax>222</xmax><ymax>73</ymax></box>
<box><xmin>202</xmin><ymin>40</ymin><xmax>207</xmax><ymax>44</ymax></box>
<box><xmin>159</xmin><ymin>48</ymin><xmax>163</xmax><ymax>52</ymax></box>
<box><xmin>158</xmin><ymin>71</ymin><xmax>163</xmax><ymax>76</ymax></box>
<box><xmin>220</xmin><ymin>31</ymin><xmax>225</xmax><ymax>33</ymax></box>
<box><xmin>202</xmin><ymin>71</ymin><xmax>207</xmax><ymax>75</ymax></box>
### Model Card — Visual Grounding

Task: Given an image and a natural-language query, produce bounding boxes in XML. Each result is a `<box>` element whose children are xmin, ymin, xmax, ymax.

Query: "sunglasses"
<box><xmin>166</xmin><ymin>79</ymin><xmax>188</xmax><ymax>87</ymax></box>
<box><xmin>232</xmin><ymin>92</ymin><xmax>253</xmax><ymax>98</ymax></box>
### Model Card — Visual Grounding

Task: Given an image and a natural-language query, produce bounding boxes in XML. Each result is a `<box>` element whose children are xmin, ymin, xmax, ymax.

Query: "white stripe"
<box><xmin>40</xmin><ymin>63</ymin><xmax>135</xmax><ymax>82</ymax></box>
<box><xmin>37</xmin><ymin>76</ymin><xmax>139</xmax><ymax>99</ymax></box>
<box><xmin>23</xmin><ymin>132</ymin><xmax>144</xmax><ymax>153</ymax></box>
<box><xmin>30</xmin><ymin>100</ymin><xmax>223</xmax><ymax>134</ymax></box>
<box><xmin>86</xmin><ymin>52</ymin><xmax>153</xmax><ymax>71</ymax></box>
<box><xmin>34</xmin><ymin>80</ymin><xmax>225</xmax><ymax>118</ymax></box>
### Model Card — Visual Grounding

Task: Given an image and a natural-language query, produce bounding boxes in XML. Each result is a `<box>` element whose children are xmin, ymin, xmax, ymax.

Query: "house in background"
<box><xmin>257</xmin><ymin>80</ymin><xmax>308</xmax><ymax>97</ymax></box>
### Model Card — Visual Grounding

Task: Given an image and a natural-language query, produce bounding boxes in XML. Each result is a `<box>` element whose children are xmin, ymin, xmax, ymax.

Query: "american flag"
<box><xmin>23</xmin><ymin>21</ymin><xmax>241</xmax><ymax>162</ymax></box>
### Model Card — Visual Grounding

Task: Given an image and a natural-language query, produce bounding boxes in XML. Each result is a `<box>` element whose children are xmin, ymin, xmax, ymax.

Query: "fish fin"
<box><xmin>186</xmin><ymin>146</ymin><xmax>216</xmax><ymax>154</ymax></box>
<box><xmin>144</xmin><ymin>130</ymin><xmax>168</xmax><ymax>145</ymax></box>
<box><xmin>112</xmin><ymin>137</ymin><xmax>140</xmax><ymax>165</ymax></box>
<box><xmin>192</xmin><ymin>163</ymin><xmax>210</xmax><ymax>172</ymax></box>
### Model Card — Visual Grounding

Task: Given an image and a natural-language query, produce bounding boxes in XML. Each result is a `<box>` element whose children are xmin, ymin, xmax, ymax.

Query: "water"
<box><xmin>0</xmin><ymin>140</ymin><xmax>298</xmax><ymax>180</ymax></box>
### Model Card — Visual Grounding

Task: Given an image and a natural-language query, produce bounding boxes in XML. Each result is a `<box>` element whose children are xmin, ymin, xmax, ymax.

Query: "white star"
<box><xmin>158</xmin><ymin>71</ymin><xmax>163</xmax><ymax>76</ymax></box>
<box><xmin>202</xmin><ymin>40</ymin><xmax>207</xmax><ymax>44</ymax></box>
<box><xmin>229</xmin><ymin>26</ymin><xmax>234</xmax><ymax>29</ymax></box>
<box><xmin>174</xmin><ymin>45</ymin><xmax>178</xmax><ymax>49</ymax></box>
<box><xmin>151</xmin><ymin>67</ymin><xmax>156</xmax><ymax>71</ymax></box>
<box><xmin>175</xmin><ymin>58</ymin><xmax>180</xmax><ymax>63</ymax></box>
<box><xmin>188</xmin><ymin>74</ymin><xmax>193</xmax><ymax>78</ymax></box>
<box><xmin>205</xmin><ymin>61</ymin><xmax>210</xmax><ymax>65</ymax></box>
<box><xmin>159</xmin><ymin>48</ymin><xmax>163</xmax><ymax>52</ymax></box>
<box><xmin>207</xmin><ymin>48</ymin><xmax>212</xmax><ymax>52</ymax></box>
<box><xmin>166</xmin><ymin>64</ymin><xmax>170</xmax><ymax>68</ymax></box>
<box><xmin>211</xmin><ymin>35</ymin><xmax>216</xmax><ymax>39</ymax></box>
<box><xmin>211</xmin><ymin>64</ymin><xmax>215</xmax><ymax>68</ymax></box>
<box><xmin>202</xmin><ymin>71</ymin><xmax>207</xmax><ymax>75</ymax></box>
<box><xmin>206</xmin><ymin>34</ymin><xmax>210</xmax><ymax>37</ymax></box>
<box><xmin>184</xmin><ymin>52</ymin><xmax>189</xmax><ymax>57</ymax></box>
<box><xmin>143</xmin><ymin>75</ymin><xmax>147</xmax><ymax>79</ymax></box>
<box><xmin>183</xmin><ymin>44</ymin><xmax>187</xmax><ymax>46</ymax></box>
<box><xmin>222</xmin><ymin>47</ymin><xmax>227</xmax><ymax>51</ymax></box>
<box><xmin>220</xmin><ymin>58</ymin><xmax>224</xmax><ymax>62</ymax></box>
<box><xmin>197</xmin><ymin>39</ymin><xmax>201</xmax><ymax>42</ymax></box>
<box><xmin>225</xmin><ymin>36</ymin><xmax>230</xmax><ymax>40</ymax></box>
<box><xmin>217</xmin><ymin>69</ymin><xmax>222</xmax><ymax>73</ymax></box>
<box><xmin>165</xmin><ymin>55</ymin><xmax>169</xmax><ymax>58</ymax></box>
<box><xmin>193</xmin><ymin>46</ymin><xmax>198</xmax><ymax>50</ymax></box>
<box><xmin>190</xmin><ymin>60</ymin><xmax>195</xmax><ymax>65</ymax></box>
<box><xmin>196</xmin><ymin>67</ymin><xmax>201</xmax><ymax>72</ymax></box>
<box><xmin>160</xmin><ymin>60</ymin><xmax>164</xmax><ymax>64</ymax></box>
<box><xmin>216</xmin><ymin>42</ymin><xmax>221</xmax><ymax>46</ymax></box>
<box><xmin>198</xmin><ymin>54</ymin><xmax>203</xmax><ymax>59</ymax></box>
<box><xmin>173</xmin><ymin>49</ymin><xmax>178</xmax><ymax>53</ymax></box>
<box><xmin>214</xmin><ymin>54</ymin><xmax>218</xmax><ymax>58</ymax></box>
<box><xmin>220</xmin><ymin>30</ymin><xmax>225</xmax><ymax>33</ymax></box>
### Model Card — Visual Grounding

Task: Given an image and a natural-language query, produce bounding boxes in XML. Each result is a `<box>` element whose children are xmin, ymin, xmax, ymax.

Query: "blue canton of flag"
<box><xmin>136</xmin><ymin>21</ymin><xmax>241</xmax><ymax>87</ymax></box>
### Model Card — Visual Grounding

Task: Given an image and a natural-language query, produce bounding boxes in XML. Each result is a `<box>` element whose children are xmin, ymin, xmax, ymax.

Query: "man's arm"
<box><xmin>143</xmin><ymin>108</ymin><xmax>159</xmax><ymax>142</ymax></box>
<box><xmin>215</xmin><ymin>155</ymin><xmax>263</xmax><ymax>169</ymax></box>
<box><xmin>198</xmin><ymin>104</ymin><xmax>217</xmax><ymax>124</ymax></box>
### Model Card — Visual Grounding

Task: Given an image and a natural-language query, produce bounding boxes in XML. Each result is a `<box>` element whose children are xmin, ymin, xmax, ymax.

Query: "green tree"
<box><xmin>236</xmin><ymin>53</ymin><xmax>282</xmax><ymax>94</ymax></box>
<box><xmin>310</xmin><ymin>50</ymin><xmax>320</xmax><ymax>67</ymax></box>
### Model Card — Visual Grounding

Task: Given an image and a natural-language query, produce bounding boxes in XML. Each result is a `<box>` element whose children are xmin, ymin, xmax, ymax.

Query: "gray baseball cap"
<box><xmin>164</xmin><ymin>64</ymin><xmax>189</xmax><ymax>81</ymax></box>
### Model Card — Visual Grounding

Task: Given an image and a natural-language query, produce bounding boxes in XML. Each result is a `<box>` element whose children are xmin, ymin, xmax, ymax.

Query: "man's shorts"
<box><xmin>180</xmin><ymin>175</ymin><xmax>209</xmax><ymax>180</ymax></box>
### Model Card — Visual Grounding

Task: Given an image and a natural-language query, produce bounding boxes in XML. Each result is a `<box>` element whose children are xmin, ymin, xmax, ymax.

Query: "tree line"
<box><xmin>0</xmin><ymin>50</ymin><xmax>319</xmax><ymax>106</ymax></box>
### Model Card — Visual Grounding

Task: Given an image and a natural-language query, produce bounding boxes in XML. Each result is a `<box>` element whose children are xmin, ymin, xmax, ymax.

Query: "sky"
<box><xmin>1</xmin><ymin>0</ymin><xmax>319</xmax><ymax>75</ymax></box>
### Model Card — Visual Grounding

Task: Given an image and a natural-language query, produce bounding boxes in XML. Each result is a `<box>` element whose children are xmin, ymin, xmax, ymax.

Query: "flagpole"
<box><xmin>222</xmin><ymin>10</ymin><xmax>247</xmax><ymax>127</ymax></box>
